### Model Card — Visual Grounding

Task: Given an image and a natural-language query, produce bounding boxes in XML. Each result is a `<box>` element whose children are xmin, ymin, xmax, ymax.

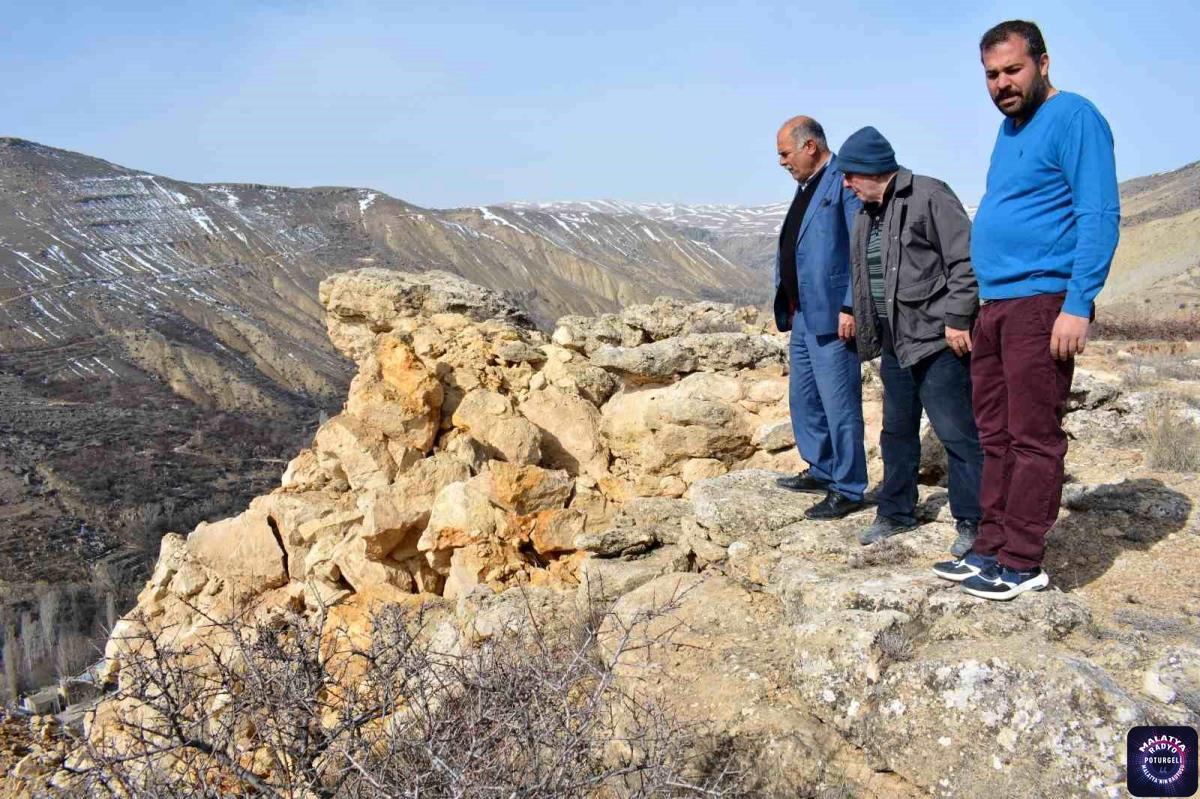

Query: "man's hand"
<box><xmin>838</xmin><ymin>312</ymin><xmax>856</xmax><ymax>342</ymax></box>
<box><xmin>945</xmin><ymin>326</ymin><xmax>972</xmax><ymax>356</ymax></box>
<box><xmin>1050</xmin><ymin>312</ymin><xmax>1090</xmax><ymax>360</ymax></box>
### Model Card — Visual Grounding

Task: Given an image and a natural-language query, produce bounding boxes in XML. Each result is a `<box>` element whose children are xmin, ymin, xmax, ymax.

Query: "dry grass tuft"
<box><xmin>846</xmin><ymin>538</ymin><xmax>915</xmax><ymax>569</ymax></box>
<box><xmin>877</xmin><ymin>628</ymin><xmax>915</xmax><ymax>664</ymax></box>
<box><xmin>1135</xmin><ymin>403</ymin><xmax>1200</xmax><ymax>472</ymax></box>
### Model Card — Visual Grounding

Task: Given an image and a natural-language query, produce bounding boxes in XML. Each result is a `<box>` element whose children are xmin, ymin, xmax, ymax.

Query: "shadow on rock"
<box><xmin>1048</xmin><ymin>477</ymin><xmax>1193</xmax><ymax>591</ymax></box>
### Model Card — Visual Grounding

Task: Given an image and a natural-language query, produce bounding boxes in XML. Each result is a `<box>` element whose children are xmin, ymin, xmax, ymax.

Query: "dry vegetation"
<box><xmin>40</xmin><ymin>594</ymin><xmax>776</xmax><ymax>798</ymax></box>
<box><xmin>1134</xmin><ymin>403</ymin><xmax>1200</xmax><ymax>472</ymax></box>
<box><xmin>1093</xmin><ymin>311</ymin><xmax>1200</xmax><ymax>342</ymax></box>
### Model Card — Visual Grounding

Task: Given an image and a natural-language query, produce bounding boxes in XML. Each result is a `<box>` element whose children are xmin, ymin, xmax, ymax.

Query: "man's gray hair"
<box><xmin>790</xmin><ymin>118</ymin><xmax>828</xmax><ymax>150</ymax></box>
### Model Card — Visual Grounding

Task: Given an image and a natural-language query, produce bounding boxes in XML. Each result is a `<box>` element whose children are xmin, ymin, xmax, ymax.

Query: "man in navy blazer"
<box><xmin>773</xmin><ymin>116</ymin><xmax>868</xmax><ymax>519</ymax></box>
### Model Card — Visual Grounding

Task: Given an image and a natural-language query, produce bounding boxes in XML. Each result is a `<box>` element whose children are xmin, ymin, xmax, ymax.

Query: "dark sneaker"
<box><xmin>858</xmin><ymin>515</ymin><xmax>918</xmax><ymax>545</ymax></box>
<box><xmin>931</xmin><ymin>551</ymin><xmax>997</xmax><ymax>582</ymax></box>
<box><xmin>950</xmin><ymin>519</ymin><xmax>979</xmax><ymax>558</ymax></box>
<box><xmin>805</xmin><ymin>490</ymin><xmax>866</xmax><ymax>520</ymax></box>
<box><xmin>961</xmin><ymin>564</ymin><xmax>1050</xmax><ymax>600</ymax></box>
<box><xmin>776</xmin><ymin>470</ymin><xmax>829</xmax><ymax>493</ymax></box>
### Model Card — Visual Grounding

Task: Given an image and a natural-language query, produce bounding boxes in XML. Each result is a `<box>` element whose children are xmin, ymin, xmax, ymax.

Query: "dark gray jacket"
<box><xmin>850</xmin><ymin>168</ymin><xmax>978</xmax><ymax>368</ymax></box>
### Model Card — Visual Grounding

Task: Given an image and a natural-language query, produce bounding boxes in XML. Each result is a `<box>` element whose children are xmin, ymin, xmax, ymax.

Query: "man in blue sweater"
<box><xmin>932</xmin><ymin>20</ymin><xmax>1120</xmax><ymax>599</ymax></box>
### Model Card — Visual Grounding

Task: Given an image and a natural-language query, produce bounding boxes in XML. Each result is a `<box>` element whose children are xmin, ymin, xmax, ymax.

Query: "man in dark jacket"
<box><xmin>837</xmin><ymin>126</ymin><xmax>983</xmax><ymax>556</ymax></box>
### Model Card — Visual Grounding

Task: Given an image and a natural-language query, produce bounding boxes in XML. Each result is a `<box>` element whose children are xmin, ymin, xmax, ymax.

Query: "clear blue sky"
<box><xmin>5</xmin><ymin>0</ymin><xmax>1198</xmax><ymax>208</ymax></box>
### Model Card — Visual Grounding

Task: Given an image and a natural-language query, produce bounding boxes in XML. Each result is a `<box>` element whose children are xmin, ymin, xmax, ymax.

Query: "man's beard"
<box><xmin>995</xmin><ymin>74</ymin><xmax>1051</xmax><ymax>120</ymax></box>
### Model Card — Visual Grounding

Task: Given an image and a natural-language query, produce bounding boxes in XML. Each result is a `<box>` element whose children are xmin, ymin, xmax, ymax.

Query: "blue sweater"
<box><xmin>971</xmin><ymin>92</ymin><xmax>1120</xmax><ymax>318</ymax></box>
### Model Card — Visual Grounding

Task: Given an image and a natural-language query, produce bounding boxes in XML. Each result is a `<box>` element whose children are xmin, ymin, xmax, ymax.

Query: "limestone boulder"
<box><xmin>752</xmin><ymin>419</ymin><xmax>795</xmax><ymax>452</ymax></box>
<box><xmin>575</xmin><ymin>497</ymin><xmax>690</xmax><ymax>557</ymax></box>
<box><xmin>439</xmin><ymin>431</ymin><xmax>489</xmax><ymax>473</ymax></box>
<box><xmin>745</xmin><ymin>377</ymin><xmax>788</xmax><ymax>405</ymax></box>
<box><xmin>858</xmin><ymin>652</ymin><xmax>1146</xmax><ymax>797</ymax></box>
<box><xmin>330</xmin><ymin>534</ymin><xmax>415</xmax><ymax>594</ymax></box>
<box><xmin>515</xmin><ymin>509</ymin><xmax>587</xmax><ymax>555</ymax></box>
<box><xmin>356</xmin><ymin>487</ymin><xmax>428</xmax><ymax>559</ymax></box>
<box><xmin>1068</xmin><ymin>368</ymin><xmax>1122</xmax><ymax>411</ymax></box>
<box><xmin>280</xmin><ymin>449</ymin><xmax>332</xmax><ymax>492</ymax></box>
<box><xmin>602</xmin><ymin>373</ymin><xmax>754</xmax><ymax>480</ymax></box>
<box><xmin>320</xmin><ymin>268</ymin><xmax>535</xmax><ymax>362</ymax></box>
<box><xmin>345</xmin><ymin>333</ymin><xmax>443</xmax><ymax>451</ymax></box>
<box><xmin>550</xmin><ymin>314</ymin><xmax>645</xmax><ymax>355</ymax></box>
<box><xmin>618</xmin><ymin>297</ymin><xmax>759</xmax><ymax>340</ymax></box>
<box><xmin>678</xmin><ymin>332</ymin><xmax>787</xmax><ymax>372</ymax></box>
<box><xmin>568</xmin><ymin>476</ymin><xmax>616</xmax><ymax>533</ymax></box>
<box><xmin>392</xmin><ymin>453</ymin><xmax>473</xmax><ymax>513</ymax></box>
<box><xmin>418</xmin><ymin>481</ymin><xmax>499</xmax><ymax>552</ymax></box>
<box><xmin>679</xmin><ymin>457</ymin><xmax>728</xmax><ymax>484</ymax></box>
<box><xmin>536</xmin><ymin>346</ymin><xmax>619</xmax><ymax>406</ymax></box>
<box><xmin>589</xmin><ymin>333</ymin><xmax>786</xmax><ymax>382</ymax></box>
<box><xmin>494</xmin><ymin>340</ymin><xmax>547</xmax><ymax>366</ymax></box>
<box><xmin>250</xmin><ymin>491</ymin><xmax>347</xmax><ymax>580</ymax></box>
<box><xmin>313</xmin><ymin>414</ymin><xmax>396</xmax><ymax>491</ymax></box>
<box><xmin>589</xmin><ymin>340</ymin><xmax>697</xmax><ymax>382</ymax></box>
<box><xmin>577</xmin><ymin>545</ymin><xmax>693</xmax><ymax>604</ymax></box>
<box><xmin>689</xmin><ymin>469</ymin><xmax>818</xmax><ymax>546</ymax></box>
<box><xmin>918</xmin><ymin>421</ymin><xmax>948</xmax><ymax>485</ymax></box>
<box><xmin>733</xmin><ymin>447</ymin><xmax>804</xmax><ymax>476</ymax></box>
<box><xmin>451</xmin><ymin>389</ymin><xmax>543</xmax><ymax>465</ymax></box>
<box><xmin>443</xmin><ymin>541</ymin><xmax>529</xmax><ymax>600</ymax></box>
<box><xmin>475</xmin><ymin>462</ymin><xmax>573</xmax><ymax>515</ymax></box>
<box><xmin>185</xmin><ymin>509</ymin><xmax>288</xmax><ymax>598</ymax></box>
<box><xmin>519</xmin><ymin>388</ymin><xmax>610</xmax><ymax>478</ymax></box>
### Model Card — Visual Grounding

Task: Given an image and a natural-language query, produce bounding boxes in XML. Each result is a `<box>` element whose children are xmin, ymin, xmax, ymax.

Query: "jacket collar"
<box><xmin>796</xmin><ymin>154</ymin><xmax>841</xmax><ymax>241</ymax></box>
<box><xmin>893</xmin><ymin>167</ymin><xmax>913</xmax><ymax>197</ymax></box>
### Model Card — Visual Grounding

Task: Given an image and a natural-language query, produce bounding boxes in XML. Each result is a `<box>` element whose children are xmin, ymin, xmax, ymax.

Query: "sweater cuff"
<box><xmin>840</xmin><ymin>305</ymin><xmax>854</xmax><ymax>315</ymax></box>
<box><xmin>944</xmin><ymin>313</ymin><xmax>973</xmax><ymax>330</ymax></box>
<box><xmin>1062</xmin><ymin>294</ymin><xmax>1093</xmax><ymax>319</ymax></box>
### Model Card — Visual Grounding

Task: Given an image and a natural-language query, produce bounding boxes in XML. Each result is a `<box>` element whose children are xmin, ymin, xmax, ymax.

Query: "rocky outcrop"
<box><xmin>585</xmin><ymin>469</ymin><xmax>1198</xmax><ymax>797</ymax></box>
<box><xmin>81</xmin><ymin>270</ymin><xmax>798</xmax><ymax>683</ymax></box>
<box><xmin>45</xmin><ymin>269</ymin><xmax>1198</xmax><ymax>799</ymax></box>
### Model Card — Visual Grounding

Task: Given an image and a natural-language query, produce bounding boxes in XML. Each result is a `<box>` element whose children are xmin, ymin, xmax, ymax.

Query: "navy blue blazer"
<box><xmin>772</xmin><ymin>154</ymin><xmax>863</xmax><ymax>336</ymax></box>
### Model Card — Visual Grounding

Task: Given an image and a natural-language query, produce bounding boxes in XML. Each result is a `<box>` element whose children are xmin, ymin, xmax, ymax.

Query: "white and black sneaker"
<box><xmin>931</xmin><ymin>551</ymin><xmax>996</xmax><ymax>582</ymax></box>
<box><xmin>960</xmin><ymin>564</ymin><xmax>1050</xmax><ymax>601</ymax></box>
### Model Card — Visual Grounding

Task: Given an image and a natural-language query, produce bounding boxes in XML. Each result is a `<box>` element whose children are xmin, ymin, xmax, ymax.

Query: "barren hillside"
<box><xmin>1102</xmin><ymin>159</ymin><xmax>1200</xmax><ymax>316</ymax></box>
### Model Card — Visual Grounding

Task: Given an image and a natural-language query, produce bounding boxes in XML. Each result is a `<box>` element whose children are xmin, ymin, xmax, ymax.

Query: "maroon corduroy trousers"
<box><xmin>970</xmin><ymin>293</ymin><xmax>1075</xmax><ymax>570</ymax></box>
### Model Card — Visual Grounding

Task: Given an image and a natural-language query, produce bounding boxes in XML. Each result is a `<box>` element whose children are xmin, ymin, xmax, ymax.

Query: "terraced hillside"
<box><xmin>0</xmin><ymin>137</ymin><xmax>765</xmax><ymax>412</ymax></box>
<box><xmin>0</xmin><ymin>137</ymin><xmax>770</xmax><ymax>697</ymax></box>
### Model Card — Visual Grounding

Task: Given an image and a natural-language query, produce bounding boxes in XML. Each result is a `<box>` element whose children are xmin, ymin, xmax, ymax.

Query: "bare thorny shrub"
<box><xmin>51</xmin><ymin>589</ymin><xmax>754</xmax><ymax>798</ymax></box>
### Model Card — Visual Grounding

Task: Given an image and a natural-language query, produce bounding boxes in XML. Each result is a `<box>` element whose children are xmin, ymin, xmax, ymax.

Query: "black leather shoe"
<box><xmin>776</xmin><ymin>470</ymin><xmax>829</xmax><ymax>493</ymax></box>
<box><xmin>805</xmin><ymin>490</ymin><xmax>867</xmax><ymax>520</ymax></box>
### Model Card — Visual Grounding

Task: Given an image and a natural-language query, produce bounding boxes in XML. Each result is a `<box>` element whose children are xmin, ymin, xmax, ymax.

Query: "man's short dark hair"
<box><xmin>980</xmin><ymin>20</ymin><xmax>1047</xmax><ymax>62</ymax></box>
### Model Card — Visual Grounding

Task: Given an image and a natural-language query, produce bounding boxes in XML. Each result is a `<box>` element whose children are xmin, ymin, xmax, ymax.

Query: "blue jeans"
<box><xmin>877</xmin><ymin>330</ymin><xmax>982</xmax><ymax>524</ymax></box>
<box><xmin>788</xmin><ymin>308</ymin><xmax>867</xmax><ymax>500</ymax></box>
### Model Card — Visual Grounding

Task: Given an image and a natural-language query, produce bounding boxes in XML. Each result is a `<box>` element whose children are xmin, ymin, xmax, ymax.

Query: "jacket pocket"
<box><xmin>895</xmin><ymin>273</ymin><xmax>946</xmax><ymax>303</ymax></box>
<box><xmin>895</xmin><ymin>273</ymin><xmax>947</xmax><ymax>343</ymax></box>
